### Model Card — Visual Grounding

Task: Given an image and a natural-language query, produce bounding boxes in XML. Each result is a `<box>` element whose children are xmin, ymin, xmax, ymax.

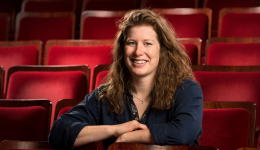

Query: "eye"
<box><xmin>127</xmin><ymin>41</ymin><xmax>136</xmax><ymax>46</ymax></box>
<box><xmin>145</xmin><ymin>42</ymin><xmax>152</xmax><ymax>45</ymax></box>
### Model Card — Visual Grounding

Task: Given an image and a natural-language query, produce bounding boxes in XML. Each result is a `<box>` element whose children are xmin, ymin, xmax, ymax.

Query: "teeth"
<box><xmin>134</xmin><ymin>60</ymin><xmax>146</xmax><ymax>64</ymax></box>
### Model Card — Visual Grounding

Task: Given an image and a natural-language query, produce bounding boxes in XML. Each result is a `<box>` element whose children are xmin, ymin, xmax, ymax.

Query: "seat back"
<box><xmin>0</xmin><ymin>67</ymin><xmax>4</xmax><ymax>99</ymax></box>
<box><xmin>178</xmin><ymin>38</ymin><xmax>201</xmax><ymax>65</ymax></box>
<box><xmin>203</xmin><ymin>0</ymin><xmax>259</xmax><ymax>37</ymax></box>
<box><xmin>205</xmin><ymin>37</ymin><xmax>260</xmax><ymax>66</ymax></box>
<box><xmin>0</xmin><ymin>40</ymin><xmax>41</xmax><ymax>98</ymax></box>
<box><xmin>192</xmin><ymin>65</ymin><xmax>260</xmax><ymax>128</ymax></box>
<box><xmin>82</xmin><ymin>0</ymin><xmax>137</xmax><ymax>11</ymax></box>
<box><xmin>108</xmin><ymin>143</ymin><xmax>218</xmax><ymax>150</ymax></box>
<box><xmin>92</xmin><ymin>64</ymin><xmax>110</xmax><ymax>91</ymax></box>
<box><xmin>201</xmin><ymin>101</ymin><xmax>256</xmax><ymax>150</ymax></box>
<box><xmin>0</xmin><ymin>140</ymin><xmax>99</xmax><ymax>150</ymax></box>
<box><xmin>141</xmin><ymin>0</ymin><xmax>198</xmax><ymax>9</ymax></box>
<box><xmin>5</xmin><ymin>66</ymin><xmax>90</xmax><ymax>125</ymax></box>
<box><xmin>45</xmin><ymin>40</ymin><xmax>113</xmax><ymax>93</ymax></box>
<box><xmin>54</xmin><ymin>99</ymin><xmax>83</xmax><ymax>120</ymax></box>
<box><xmin>15</xmin><ymin>12</ymin><xmax>75</xmax><ymax>63</ymax></box>
<box><xmin>0</xmin><ymin>99</ymin><xmax>52</xmax><ymax>141</ymax></box>
<box><xmin>153</xmin><ymin>8</ymin><xmax>211</xmax><ymax>56</ymax></box>
<box><xmin>80</xmin><ymin>10</ymin><xmax>126</xmax><ymax>39</ymax></box>
<box><xmin>21</xmin><ymin>0</ymin><xmax>76</xmax><ymax>13</ymax></box>
<box><xmin>0</xmin><ymin>13</ymin><xmax>9</xmax><ymax>41</ymax></box>
<box><xmin>219</xmin><ymin>7</ymin><xmax>260</xmax><ymax>37</ymax></box>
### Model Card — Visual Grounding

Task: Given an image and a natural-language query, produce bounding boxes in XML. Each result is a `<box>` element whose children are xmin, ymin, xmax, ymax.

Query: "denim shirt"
<box><xmin>49</xmin><ymin>79</ymin><xmax>203</xmax><ymax>150</ymax></box>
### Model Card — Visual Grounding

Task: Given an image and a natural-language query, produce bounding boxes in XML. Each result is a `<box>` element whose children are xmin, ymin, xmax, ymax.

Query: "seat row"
<box><xmin>1</xmin><ymin>7</ymin><xmax>260</xmax><ymax>57</ymax></box>
<box><xmin>1</xmin><ymin>37</ymin><xmax>260</xmax><ymax>89</ymax></box>
<box><xmin>0</xmin><ymin>99</ymin><xmax>257</xmax><ymax>150</ymax></box>
<box><xmin>1</xmin><ymin>0</ymin><xmax>259</xmax><ymax>38</ymax></box>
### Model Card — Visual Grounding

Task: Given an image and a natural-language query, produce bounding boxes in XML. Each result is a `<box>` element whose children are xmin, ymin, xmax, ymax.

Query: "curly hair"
<box><xmin>98</xmin><ymin>9</ymin><xmax>195</xmax><ymax>115</ymax></box>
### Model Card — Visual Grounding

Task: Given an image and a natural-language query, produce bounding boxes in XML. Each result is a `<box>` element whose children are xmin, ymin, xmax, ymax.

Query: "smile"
<box><xmin>132</xmin><ymin>60</ymin><xmax>147</xmax><ymax>64</ymax></box>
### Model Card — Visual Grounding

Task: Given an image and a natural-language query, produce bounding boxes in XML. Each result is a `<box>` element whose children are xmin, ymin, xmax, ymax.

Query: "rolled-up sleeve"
<box><xmin>48</xmin><ymin>90</ymin><xmax>101</xmax><ymax>149</ymax></box>
<box><xmin>149</xmin><ymin>80</ymin><xmax>203</xmax><ymax>145</ymax></box>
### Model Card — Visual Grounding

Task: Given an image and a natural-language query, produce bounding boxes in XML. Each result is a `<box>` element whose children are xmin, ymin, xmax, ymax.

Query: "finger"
<box><xmin>137</xmin><ymin>124</ymin><xmax>148</xmax><ymax>130</ymax></box>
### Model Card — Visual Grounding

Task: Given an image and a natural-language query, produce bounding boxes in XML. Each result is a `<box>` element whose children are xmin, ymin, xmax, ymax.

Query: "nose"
<box><xmin>134</xmin><ymin>43</ymin><xmax>144</xmax><ymax>56</ymax></box>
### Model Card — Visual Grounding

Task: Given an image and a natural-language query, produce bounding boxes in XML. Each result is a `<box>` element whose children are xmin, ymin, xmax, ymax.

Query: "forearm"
<box><xmin>73</xmin><ymin>125</ymin><xmax>115</xmax><ymax>148</ymax></box>
<box><xmin>116</xmin><ymin>129</ymin><xmax>155</xmax><ymax>144</ymax></box>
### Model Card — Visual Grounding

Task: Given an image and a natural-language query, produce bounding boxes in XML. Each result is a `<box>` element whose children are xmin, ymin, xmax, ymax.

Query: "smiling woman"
<box><xmin>49</xmin><ymin>9</ymin><xmax>203</xmax><ymax>150</ymax></box>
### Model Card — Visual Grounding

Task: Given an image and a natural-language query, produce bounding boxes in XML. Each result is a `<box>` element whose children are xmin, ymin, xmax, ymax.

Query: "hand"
<box><xmin>115</xmin><ymin>129</ymin><xmax>155</xmax><ymax>144</ymax></box>
<box><xmin>113</xmin><ymin>120</ymin><xmax>148</xmax><ymax>137</ymax></box>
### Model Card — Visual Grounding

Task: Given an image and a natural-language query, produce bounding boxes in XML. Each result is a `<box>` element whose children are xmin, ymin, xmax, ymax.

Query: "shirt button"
<box><xmin>135</xmin><ymin>117</ymin><xmax>138</xmax><ymax>121</ymax></box>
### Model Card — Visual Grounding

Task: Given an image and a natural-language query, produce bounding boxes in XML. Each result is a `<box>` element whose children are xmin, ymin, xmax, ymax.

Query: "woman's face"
<box><xmin>124</xmin><ymin>25</ymin><xmax>160</xmax><ymax>80</ymax></box>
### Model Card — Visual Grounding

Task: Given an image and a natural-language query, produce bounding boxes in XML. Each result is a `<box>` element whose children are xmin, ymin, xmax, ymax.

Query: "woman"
<box><xmin>49</xmin><ymin>9</ymin><xmax>203</xmax><ymax>150</ymax></box>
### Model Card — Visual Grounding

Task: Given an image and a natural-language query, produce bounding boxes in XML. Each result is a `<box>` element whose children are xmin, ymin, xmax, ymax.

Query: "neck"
<box><xmin>130</xmin><ymin>75</ymin><xmax>154</xmax><ymax>99</ymax></box>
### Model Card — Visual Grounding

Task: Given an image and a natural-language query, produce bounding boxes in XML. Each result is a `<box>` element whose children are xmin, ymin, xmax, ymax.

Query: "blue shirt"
<box><xmin>49</xmin><ymin>79</ymin><xmax>203</xmax><ymax>150</ymax></box>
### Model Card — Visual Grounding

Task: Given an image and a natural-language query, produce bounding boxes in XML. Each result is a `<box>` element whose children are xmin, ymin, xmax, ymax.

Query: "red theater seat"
<box><xmin>141</xmin><ymin>0</ymin><xmax>198</xmax><ymax>9</ymax></box>
<box><xmin>0</xmin><ymin>99</ymin><xmax>52</xmax><ymax>141</ymax></box>
<box><xmin>192</xmin><ymin>65</ymin><xmax>260</xmax><ymax>148</ymax></box>
<box><xmin>153</xmin><ymin>8</ymin><xmax>212</xmax><ymax>56</ymax></box>
<box><xmin>15</xmin><ymin>12</ymin><xmax>75</xmax><ymax>64</ymax></box>
<box><xmin>54</xmin><ymin>99</ymin><xmax>83</xmax><ymax>120</ymax></box>
<box><xmin>205</xmin><ymin>38</ymin><xmax>260</xmax><ymax>66</ymax></box>
<box><xmin>0</xmin><ymin>40</ymin><xmax>41</xmax><ymax>98</ymax></box>
<box><xmin>201</xmin><ymin>101</ymin><xmax>256</xmax><ymax>150</ymax></box>
<box><xmin>178</xmin><ymin>38</ymin><xmax>201</xmax><ymax>65</ymax></box>
<box><xmin>5</xmin><ymin>65</ymin><xmax>90</xmax><ymax>125</ymax></box>
<box><xmin>203</xmin><ymin>0</ymin><xmax>259</xmax><ymax>37</ymax></box>
<box><xmin>82</xmin><ymin>0</ymin><xmax>137</xmax><ymax>11</ymax></box>
<box><xmin>21</xmin><ymin>0</ymin><xmax>76</xmax><ymax>13</ymax></box>
<box><xmin>92</xmin><ymin>64</ymin><xmax>110</xmax><ymax>91</ymax></box>
<box><xmin>45</xmin><ymin>39</ymin><xmax>113</xmax><ymax>93</ymax></box>
<box><xmin>80</xmin><ymin>10</ymin><xmax>126</xmax><ymax>40</ymax></box>
<box><xmin>219</xmin><ymin>7</ymin><xmax>260</xmax><ymax>37</ymax></box>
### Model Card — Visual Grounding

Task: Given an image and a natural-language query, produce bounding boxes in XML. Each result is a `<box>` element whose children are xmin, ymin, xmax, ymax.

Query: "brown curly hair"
<box><xmin>98</xmin><ymin>9</ymin><xmax>195</xmax><ymax>115</ymax></box>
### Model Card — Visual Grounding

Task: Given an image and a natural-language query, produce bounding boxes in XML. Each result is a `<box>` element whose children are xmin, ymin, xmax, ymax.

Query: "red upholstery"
<box><xmin>57</xmin><ymin>106</ymin><xmax>72</xmax><ymax>118</ymax></box>
<box><xmin>17</xmin><ymin>16</ymin><xmax>72</xmax><ymax>43</ymax></box>
<box><xmin>200</xmin><ymin>56</ymin><xmax>205</xmax><ymax>65</ymax></box>
<box><xmin>220</xmin><ymin>13</ymin><xmax>260</xmax><ymax>37</ymax></box>
<box><xmin>183</xmin><ymin>43</ymin><xmax>199</xmax><ymax>65</ymax></box>
<box><xmin>0</xmin><ymin>13</ymin><xmax>9</xmax><ymax>41</ymax></box>
<box><xmin>204</xmin><ymin>0</ymin><xmax>259</xmax><ymax>37</ymax></box>
<box><xmin>142</xmin><ymin>0</ymin><xmax>197</xmax><ymax>8</ymax></box>
<box><xmin>83</xmin><ymin>0</ymin><xmax>136</xmax><ymax>11</ymax></box>
<box><xmin>6</xmin><ymin>71</ymin><xmax>87</xmax><ymax>125</ymax></box>
<box><xmin>22</xmin><ymin>0</ymin><xmax>75</xmax><ymax>12</ymax></box>
<box><xmin>81</xmin><ymin>17</ymin><xmax>120</xmax><ymax>40</ymax></box>
<box><xmin>163</xmin><ymin>14</ymin><xmax>208</xmax><ymax>55</ymax></box>
<box><xmin>47</xmin><ymin>45</ymin><xmax>112</xmax><ymax>93</ymax></box>
<box><xmin>16</xmin><ymin>12</ymin><xmax>74</xmax><ymax>63</ymax></box>
<box><xmin>0</xmin><ymin>45</ymin><xmax>38</xmax><ymax>96</ymax></box>
<box><xmin>95</xmin><ymin>70</ymin><xmax>109</xmax><ymax>89</ymax></box>
<box><xmin>200</xmin><ymin>108</ymin><xmax>250</xmax><ymax>150</ymax></box>
<box><xmin>0</xmin><ymin>106</ymin><xmax>46</xmax><ymax>141</ymax></box>
<box><xmin>206</xmin><ymin>43</ymin><xmax>260</xmax><ymax>66</ymax></box>
<box><xmin>194</xmin><ymin>71</ymin><xmax>260</xmax><ymax>126</ymax></box>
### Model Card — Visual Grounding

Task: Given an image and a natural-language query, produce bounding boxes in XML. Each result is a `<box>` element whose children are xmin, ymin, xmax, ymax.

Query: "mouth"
<box><xmin>131</xmin><ymin>59</ymin><xmax>148</xmax><ymax>64</ymax></box>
